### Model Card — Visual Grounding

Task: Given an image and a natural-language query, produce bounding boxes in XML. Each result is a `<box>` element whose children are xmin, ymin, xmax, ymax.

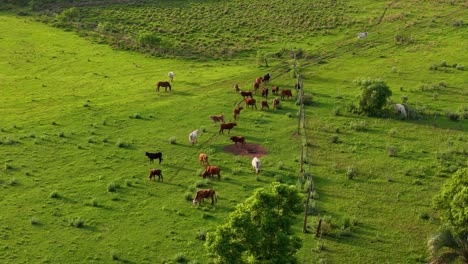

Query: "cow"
<box><xmin>272</xmin><ymin>86</ymin><xmax>279</xmax><ymax>95</ymax></box>
<box><xmin>230</xmin><ymin>136</ymin><xmax>245</xmax><ymax>147</ymax></box>
<box><xmin>233</xmin><ymin>106</ymin><xmax>243</xmax><ymax>120</ymax></box>
<box><xmin>280</xmin><ymin>89</ymin><xmax>293</xmax><ymax>100</ymax></box>
<box><xmin>358</xmin><ymin>32</ymin><xmax>368</xmax><ymax>39</ymax></box>
<box><xmin>395</xmin><ymin>104</ymin><xmax>408</xmax><ymax>118</ymax></box>
<box><xmin>245</xmin><ymin>98</ymin><xmax>257</xmax><ymax>110</ymax></box>
<box><xmin>148</xmin><ymin>169</ymin><xmax>163</xmax><ymax>181</ymax></box>
<box><xmin>168</xmin><ymin>71</ymin><xmax>174</xmax><ymax>82</ymax></box>
<box><xmin>261</xmin><ymin>100</ymin><xmax>269</xmax><ymax>111</ymax></box>
<box><xmin>240</xmin><ymin>91</ymin><xmax>253</xmax><ymax>98</ymax></box>
<box><xmin>156</xmin><ymin>81</ymin><xmax>171</xmax><ymax>92</ymax></box>
<box><xmin>199</xmin><ymin>153</ymin><xmax>209</xmax><ymax>166</ymax></box>
<box><xmin>219</xmin><ymin>122</ymin><xmax>237</xmax><ymax>134</ymax></box>
<box><xmin>210</xmin><ymin>115</ymin><xmax>225</xmax><ymax>124</ymax></box>
<box><xmin>263</xmin><ymin>73</ymin><xmax>271</xmax><ymax>83</ymax></box>
<box><xmin>255</xmin><ymin>77</ymin><xmax>263</xmax><ymax>84</ymax></box>
<box><xmin>234</xmin><ymin>84</ymin><xmax>240</xmax><ymax>93</ymax></box>
<box><xmin>272</xmin><ymin>98</ymin><xmax>280</xmax><ymax>109</ymax></box>
<box><xmin>202</xmin><ymin>166</ymin><xmax>221</xmax><ymax>179</ymax></box>
<box><xmin>253</xmin><ymin>81</ymin><xmax>261</xmax><ymax>93</ymax></box>
<box><xmin>189</xmin><ymin>130</ymin><xmax>199</xmax><ymax>145</ymax></box>
<box><xmin>252</xmin><ymin>157</ymin><xmax>261</xmax><ymax>176</ymax></box>
<box><xmin>261</xmin><ymin>87</ymin><xmax>269</xmax><ymax>99</ymax></box>
<box><xmin>145</xmin><ymin>152</ymin><xmax>163</xmax><ymax>164</ymax></box>
<box><xmin>192</xmin><ymin>189</ymin><xmax>217</xmax><ymax>206</ymax></box>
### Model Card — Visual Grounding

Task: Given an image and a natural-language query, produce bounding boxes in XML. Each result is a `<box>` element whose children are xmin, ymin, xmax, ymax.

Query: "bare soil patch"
<box><xmin>223</xmin><ymin>143</ymin><xmax>268</xmax><ymax>158</ymax></box>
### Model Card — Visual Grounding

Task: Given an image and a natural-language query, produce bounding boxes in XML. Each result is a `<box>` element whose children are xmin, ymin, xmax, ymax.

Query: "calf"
<box><xmin>199</xmin><ymin>153</ymin><xmax>209</xmax><ymax>166</ymax></box>
<box><xmin>219</xmin><ymin>122</ymin><xmax>237</xmax><ymax>134</ymax></box>
<box><xmin>261</xmin><ymin>100</ymin><xmax>269</xmax><ymax>111</ymax></box>
<box><xmin>245</xmin><ymin>98</ymin><xmax>257</xmax><ymax>110</ymax></box>
<box><xmin>272</xmin><ymin>86</ymin><xmax>279</xmax><ymax>95</ymax></box>
<box><xmin>230</xmin><ymin>136</ymin><xmax>245</xmax><ymax>147</ymax></box>
<box><xmin>202</xmin><ymin>166</ymin><xmax>221</xmax><ymax>179</ymax></box>
<box><xmin>233</xmin><ymin>106</ymin><xmax>243</xmax><ymax>120</ymax></box>
<box><xmin>145</xmin><ymin>152</ymin><xmax>163</xmax><ymax>164</ymax></box>
<box><xmin>272</xmin><ymin>98</ymin><xmax>280</xmax><ymax>109</ymax></box>
<box><xmin>280</xmin><ymin>89</ymin><xmax>293</xmax><ymax>100</ymax></box>
<box><xmin>148</xmin><ymin>169</ymin><xmax>163</xmax><ymax>181</ymax></box>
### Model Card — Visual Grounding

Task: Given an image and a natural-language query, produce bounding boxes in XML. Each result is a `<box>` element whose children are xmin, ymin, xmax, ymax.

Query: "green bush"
<box><xmin>169</xmin><ymin>136</ymin><xmax>177</xmax><ymax>144</ymax></box>
<box><xmin>346</xmin><ymin>166</ymin><xmax>357</xmax><ymax>180</ymax></box>
<box><xmin>49</xmin><ymin>190</ymin><xmax>59</xmax><ymax>198</ymax></box>
<box><xmin>69</xmin><ymin>217</ymin><xmax>85</xmax><ymax>228</ymax></box>
<box><xmin>354</xmin><ymin>78</ymin><xmax>392</xmax><ymax>116</ymax></box>
<box><xmin>107</xmin><ymin>182</ymin><xmax>117</xmax><ymax>192</ymax></box>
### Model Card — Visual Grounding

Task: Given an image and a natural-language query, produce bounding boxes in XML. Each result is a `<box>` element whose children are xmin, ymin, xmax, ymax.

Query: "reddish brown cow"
<box><xmin>281</xmin><ymin>89</ymin><xmax>293</xmax><ymax>100</ymax></box>
<box><xmin>234</xmin><ymin>84</ymin><xmax>240</xmax><ymax>93</ymax></box>
<box><xmin>230</xmin><ymin>136</ymin><xmax>245</xmax><ymax>147</ymax></box>
<box><xmin>261</xmin><ymin>87</ymin><xmax>269</xmax><ymax>98</ymax></box>
<box><xmin>253</xmin><ymin>81</ymin><xmax>261</xmax><ymax>93</ymax></box>
<box><xmin>202</xmin><ymin>166</ymin><xmax>221</xmax><ymax>179</ymax></box>
<box><xmin>272</xmin><ymin>98</ymin><xmax>280</xmax><ymax>109</ymax></box>
<box><xmin>240</xmin><ymin>91</ymin><xmax>253</xmax><ymax>98</ymax></box>
<box><xmin>209</xmin><ymin>115</ymin><xmax>225</xmax><ymax>124</ymax></box>
<box><xmin>148</xmin><ymin>169</ymin><xmax>163</xmax><ymax>181</ymax></box>
<box><xmin>272</xmin><ymin>86</ymin><xmax>279</xmax><ymax>95</ymax></box>
<box><xmin>193</xmin><ymin>189</ymin><xmax>217</xmax><ymax>206</ymax></box>
<box><xmin>219</xmin><ymin>122</ymin><xmax>237</xmax><ymax>134</ymax></box>
<box><xmin>245</xmin><ymin>98</ymin><xmax>257</xmax><ymax>110</ymax></box>
<box><xmin>261</xmin><ymin>100</ymin><xmax>269</xmax><ymax>111</ymax></box>
<box><xmin>233</xmin><ymin>106</ymin><xmax>243</xmax><ymax>120</ymax></box>
<box><xmin>199</xmin><ymin>153</ymin><xmax>209</xmax><ymax>166</ymax></box>
<box><xmin>255</xmin><ymin>77</ymin><xmax>263</xmax><ymax>84</ymax></box>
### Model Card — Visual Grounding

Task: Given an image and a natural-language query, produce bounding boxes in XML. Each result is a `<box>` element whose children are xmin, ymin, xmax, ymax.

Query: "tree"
<box><xmin>433</xmin><ymin>168</ymin><xmax>468</xmax><ymax>235</ymax></box>
<box><xmin>427</xmin><ymin>227</ymin><xmax>468</xmax><ymax>264</ymax></box>
<box><xmin>205</xmin><ymin>182</ymin><xmax>303</xmax><ymax>264</ymax></box>
<box><xmin>354</xmin><ymin>78</ymin><xmax>392</xmax><ymax>116</ymax></box>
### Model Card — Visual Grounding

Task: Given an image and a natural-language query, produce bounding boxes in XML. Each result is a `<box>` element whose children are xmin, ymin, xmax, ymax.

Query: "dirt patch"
<box><xmin>223</xmin><ymin>143</ymin><xmax>268</xmax><ymax>158</ymax></box>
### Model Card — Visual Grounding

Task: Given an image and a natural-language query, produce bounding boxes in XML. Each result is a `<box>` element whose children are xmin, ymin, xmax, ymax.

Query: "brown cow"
<box><xmin>240</xmin><ymin>91</ymin><xmax>253</xmax><ymax>98</ymax></box>
<box><xmin>209</xmin><ymin>115</ymin><xmax>225</xmax><ymax>124</ymax></box>
<box><xmin>148</xmin><ymin>169</ymin><xmax>163</xmax><ymax>181</ymax></box>
<box><xmin>219</xmin><ymin>122</ymin><xmax>237</xmax><ymax>134</ymax></box>
<box><xmin>233</xmin><ymin>106</ymin><xmax>243</xmax><ymax>120</ymax></box>
<box><xmin>234</xmin><ymin>84</ymin><xmax>240</xmax><ymax>93</ymax></box>
<box><xmin>272</xmin><ymin>86</ymin><xmax>279</xmax><ymax>95</ymax></box>
<box><xmin>199</xmin><ymin>153</ymin><xmax>209</xmax><ymax>166</ymax></box>
<box><xmin>272</xmin><ymin>98</ymin><xmax>280</xmax><ymax>109</ymax></box>
<box><xmin>261</xmin><ymin>100</ymin><xmax>269</xmax><ymax>111</ymax></box>
<box><xmin>245</xmin><ymin>98</ymin><xmax>257</xmax><ymax>110</ymax></box>
<box><xmin>253</xmin><ymin>81</ymin><xmax>261</xmax><ymax>93</ymax></box>
<box><xmin>202</xmin><ymin>166</ymin><xmax>221</xmax><ymax>179</ymax></box>
<box><xmin>261</xmin><ymin>87</ymin><xmax>269</xmax><ymax>99</ymax></box>
<box><xmin>230</xmin><ymin>136</ymin><xmax>245</xmax><ymax>147</ymax></box>
<box><xmin>156</xmin><ymin>81</ymin><xmax>171</xmax><ymax>92</ymax></box>
<box><xmin>193</xmin><ymin>189</ymin><xmax>216</xmax><ymax>206</ymax></box>
<box><xmin>280</xmin><ymin>89</ymin><xmax>293</xmax><ymax>100</ymax></box>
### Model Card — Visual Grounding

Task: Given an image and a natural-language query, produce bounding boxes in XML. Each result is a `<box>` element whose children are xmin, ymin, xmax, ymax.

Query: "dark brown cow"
<box><xmin>146</xmin><ymin>152</ymin><xmax>163</xmax><ymax>164</ymax></box>
<box><xmin>148</xmin><ymin>169</ymin><xmax>163</xmax><ymax>181</ymax></box>
<box><xmin>199</xmin><ymin>153</ymin><xmax>209</xmax><ymax>166</ymax></box>
<box><xmin>219</xmin><ymin>122</ymin><xmax>237</xmax><ymax>134</ymax></box>
<box><xmin>233</xmin><ymin>106</ymin><xmax>243</xmax><ymax>120</ymax></box>
<box><xmin>263</xmin><ymin>73</ymin><xmax>271</xmax><ymax>83</ymax></box>
<box><xmin>272</xmin><ymin>85</ymin><xmax>279</xmax><ymax>95</ymax></box>
<box><xmin>272</xmin><ymin>98</ymin><xmax>280</xmax><ymax>109</ymax></box>
<box><xmin>280</xmin><ymin>89</ymin><xmax>293</xmax><ymax>100</ymax></box>
<box><xmin>234</xmin><ymin>84</ymin><xmax>240</xmax><ymax>93</ymax></box>
<box><xmin>261</xmin><ymin>100</ymin><xmax>269</xmax><ymax>111</ymax></box>
<box><xmin>193</xmin><ymin>189</ymin><xmax>217</xmax><ymax>206</ymax></box>
<box><xmin>253</xmin><ymin>81</ymin><xmax>261</xmax><ymax>93</ymax></box>
<box><xmin>240</xmin><ymin>91</ymin><xmax>253</xmax><ymax>98</ymax></box>
<box><xmin>245</xmin><ymin>98</ymin><xmax>257</xmax><ymax>110</ymax></box>
<box><xmin>261</xmin><ymin>87</ymin><xmax>269</xmax><ymax>98</ymax></box>
<box><xmin>230</xmin><ymin>136</ymin><xmax>245</xmax><ymax>147</ymax></box>
<box><xmin>156</xmin><ymin>81</ymin><xmax>171</xmax><ymax>92</ymax></box>
<box><xmin>202</xmin><ymin>166</ymin><xmax>221</xmax><ymax>179</ymax></box>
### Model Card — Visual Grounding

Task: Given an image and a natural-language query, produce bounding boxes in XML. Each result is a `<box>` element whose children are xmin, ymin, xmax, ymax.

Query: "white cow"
<box><xmin>395</xmin><ymin>104</ymin><xmax>408</xmax><ymax>118</ymax></box>
<box><xmin>168</xmin><ymin>71</ymin><xmax>174</xmax><ymax>82</ymax></box>
<box><xmin>357</xmin><ymin>32</ymin><xmax>368</xmax><ymax>39</ymax></box>
<box><xmin>251</xmin><ymin>157</ymin><xmax>261</xmax><ymax>176</ymax></box>
<box><xmin>189</xmin><ymin>130</ymin><xmax>199</xmax><ymax>145</ymax></box>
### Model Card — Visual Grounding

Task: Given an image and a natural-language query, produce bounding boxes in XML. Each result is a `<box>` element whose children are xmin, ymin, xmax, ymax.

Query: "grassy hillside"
<box><xmin>1</xmin><ymin>0</ymin><xmax>467</xmax><ymax>263</ymax></box>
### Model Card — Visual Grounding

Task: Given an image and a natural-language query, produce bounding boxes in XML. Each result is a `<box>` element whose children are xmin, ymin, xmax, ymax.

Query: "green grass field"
<box><xmin>1</xmin><ymin>0</ymin><xmax>467</xmax><ymax>263</ymax></box>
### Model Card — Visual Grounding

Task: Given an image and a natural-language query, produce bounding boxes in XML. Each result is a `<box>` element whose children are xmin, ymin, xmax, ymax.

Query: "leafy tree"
<box><xmin>354</xmin><ymin>78</ymin><xmax>392</xmax><ymax>116</ymax></box>
<box><xmin>205</xmin><ymin>182</ymin><xmax>303</xmax><ymax>264</ymax></box>
<box><xmin>433</xmin><ymin>168</ymin><xmax>468</xmax><ymax>235</ymax></box>
<box><xmin>427</xmin><ymin>227</ymin><xmax>468</xmax><ymax>264</ymax></box>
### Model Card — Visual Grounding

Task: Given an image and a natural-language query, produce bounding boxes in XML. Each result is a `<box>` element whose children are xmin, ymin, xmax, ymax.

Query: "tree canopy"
<box><xmin>354</xmin><ymin>77</ymin><xmax>392</xmax><ymax>116</ymax></box>
<box><xmin>205</xmin><ymin>182</ymin><xmax>303</xmax><ymax>264</ymax></box>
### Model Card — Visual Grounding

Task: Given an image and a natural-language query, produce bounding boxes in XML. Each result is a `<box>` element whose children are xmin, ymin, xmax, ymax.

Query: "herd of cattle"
<box><xmin>149</xmin><ymin>72</ymin><xmax>296</xmax><ymax>206</ymax></box>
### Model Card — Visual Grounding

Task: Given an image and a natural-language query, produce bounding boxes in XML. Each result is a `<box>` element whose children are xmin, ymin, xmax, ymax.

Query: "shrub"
<box><xmin>387</xmin><ymin>146</ymin><xmax>398</xmax><ymax>157</ymax></box>
<box><xmin>30</xmin><ymin>217</ymin><xmax>40</xmax><ymax>225</ymax></box>
<box><xmin>333</xmin><ymin>106</ymin><xmax>341</xmax><ymax>116</ymax></box>
<box><xmin>445</xmin><ymin>112</ymin><xmax>460</xmax><ymax>121</ymax></box>
<box><xmin>419</xmin><ymin>212</ymin><xmax>430</xmax><ymax>220</ymax></box>
<box><xmin>196</xmin><ymin>230</ymin><xmax>207</xmax><ymax>241</ymax></box>
<box><xmin>285</xmin><ymin>113</ymin><xmax>292</xmax><ymax>118</ymax></box>
<box><xmin>346</xmin><ymin>166</ymin><xmax>357</xmax><ymax>180</ymax></box>
<box><xmin>107</xmin><ymin>182</ymin><xmax>117</xmax><ymax>192</ymax></box>
<box><xmin>354</xmin><ymin>78</ymin><xmax>392</xmax><ymax>116</ymax></box>
<box><xmin>125</xmin><ymin>180</ymin><xmax>133</xmax><ymax>187</ymax></box>
<box><xmin>349</xmin><ymin>121</ymin><xmax>368</xmax><ymax>131</ymax></box>
<box><xmin>9</xmin><ymin>178</ymin><xmax>17</xmax><ymax>186</ymax></box>
<box><xmin>276</xmin><ymin>161</ymin><xmax>286</xmax><ymax>170</ymax></box>
<box><xmin>306</xmin><ymin>201</ymin><xmax>318</xmax><ymax>216</ymax></box>
<box><xmin>456</xmin><ymin>65</ymin><xmax>464</xmax><ymax>71</ymax></box>
<box><xmin>169</xmin><ymin>136</ymin><xmax>177</xmax><ymax>144</ymax></box>
<box><xmin>132</xmin><ymin>113</ymin><xmax>141</xmax><ymax>119</ymax></box>
<box><xmin>184</xmin><ymin>192</ymin><xmax>193</xmax><ymax>201</ymax></box>
<box><xmin>231</xmin><ymin>167</ymin><xmax>242</xmax><ymax>175</ymax></box>
<box><xmin>331</xmin><ymin>135</ymin><xmax>339</xmax><ymax>144</ymax></box>
<box><xmin>49</xmin><ymin>191</ymin><xmax>59</xmax><ymax>198</ymax></box>
<box><xmin>4</xmin><ymin>163</ymin><xmax>12</xmax><ymax>170</ymax></box>
<box><xmin>89</xmin><ymin>198</ymin><xmax>98</xmax><ymax>207</ymax></box>
<box><xmin>173</xmin><ymin>252</ymin><xmax>187</xmax><ymax>263</ymax></box>
<box><xmin>388</xmin><ymin>128</ymin><xmax>397</xmax><ymax>137</ymax></box>
<box><xmin>452</xmin><ymin>20</ymin><xmax>463</xmax><ymax>27</ymax></box>
<box><xmin>110</xmin><ymin>250</ymin><xmax>119</xmax><ymax>260</ymax></box>
<box><xmin>69</xmin><ymin>217</ymin><xmax>84</xmax><ymax>228</ymax></box>
<box><xmin>115</xmin><ymin>139</ymin><xmax>128</xmax><ymax>148</ymax></box>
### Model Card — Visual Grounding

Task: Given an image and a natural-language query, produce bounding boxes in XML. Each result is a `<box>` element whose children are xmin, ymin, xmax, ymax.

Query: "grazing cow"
<box><xmin>234</xmin><ymin>84</ymin><xmax>240</xmax><ymax>93</ymax></box>
<box><xmin>272</xmin><ymin>97</ymin><xmax>280</xmax><ymax>109</ymax></box>
<box><xmin>189</xmin><ymin>130</ymin><xmax>199</xmax><ymax>145</ymax></box>
<box><xmin>261</xmin><ymin>100</ymin><xmax>269</xmax><ymax>111</ymax></box>
<box><xmin>358</xmin><ymin>32</ymin><xmax>368</xmax><ymax>39</ymax></box>
<box><xmin>210</xmin><ymin>115</ymin><xmax>225</xmax><ymax>124</ymax></box>
<box><xmin>219</xmin><ymin>122</ymin><xmax>237</xmax><ymax>134</ymax></box>
<box><xmin>263</xmin><ymin>73</ymin><xmax>271</xmax><ymax>83</ymax></box>
<box><xmin>199</xmin><ymin>153</ymin><xmax>209</xmax><ymax>166</ymax></box>
<box><xmin>240</xmin><ymin>91</ymin><xmax>253</xmax><ymax>98</ymax></box>
<box><xmin>272</xmin><ymin>85</ymin><xmax>279</xmax><ymax>95</ymax></box>
<box><xmin>251</xmin><ymin>157</ymin><xmax>261</xmax><ymax>176</ymax></box>
<box><xmin>280</xmin><ymin>89</ymin><xmax>293</xmax><ymax>100</ymax></box>
<box><xmin>261</xmin><ymin>87</ymin><xmax>269</xmax><ymax>99</ymax></box>
<box><xmin>233</xmin><ymin>106</ymin><xmax>243</xmax><ymax>120</ymax></box>
<box><xmin>253</xmin><ymin>81</ymin><xmax>261</xmax><ymax>93</ymax></box>
<box><xmin>255</xmin><ymin>77</ymin><xmax>263</xmax><ymax>84</ymax></box>
<box><xmin>395</xmin><ymin>104</ymin><xmax>408</xmax><ymax>118</ymax></box>
<box><xmin>148</xmin><ymin>169</ymin><xmax>163</xmax><ymax>181</ymax></box>
<box><xmin>230</xmin><ymin>136</ymin><xmax>245</xmax><ymax>147</ymax></box>
<box><xmin>202</xmin><ymin>166</ymin><xmax>221</xmax><ymax>179</ymax></box>
<box><xmin>245</xmin><ymin>98</ymin><xmax>257</xmax><ymax>110</ymax></box>
<box><xmin>156</xmin><ymin>81</ymin><xmax>171</xmax><ymax>92</ymax></box>
<box><xmin>193</xmin><ymin>189</ymin><xmax>217</xmax><ymax>206</ymax></box>
<box><xmin>146</xmin><ymin>152</ymin><xmax>163</xmax><ymax>164</ymax></box>
<box><xmin>168</xmin><ymin>71</ymin><xmax>174</xmax><ymax>82</ymax></box>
